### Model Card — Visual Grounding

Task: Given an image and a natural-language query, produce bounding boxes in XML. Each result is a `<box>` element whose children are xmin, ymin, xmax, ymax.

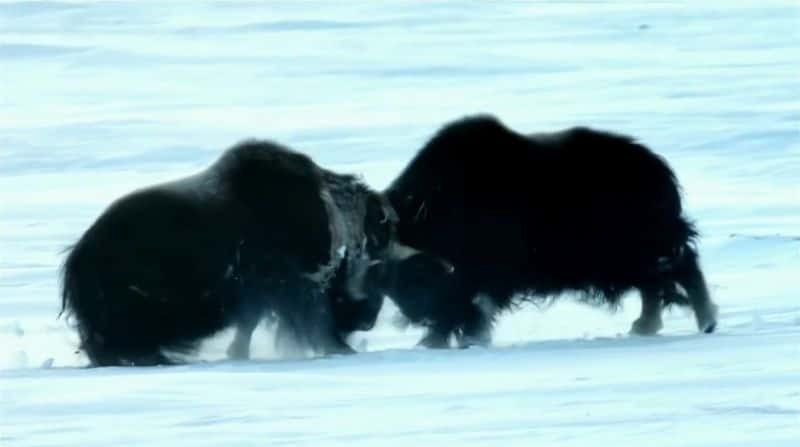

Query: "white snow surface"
<box><xmin>1</xmin><ymin>1</ymin><xmax>799</xmax><ymax>445</ymax></box>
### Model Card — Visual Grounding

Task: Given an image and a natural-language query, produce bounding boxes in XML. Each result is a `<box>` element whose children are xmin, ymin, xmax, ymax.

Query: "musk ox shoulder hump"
<box><xmin>438</xmin><ymin>114</ymin><xmax>507</xmax><ymax>134</ymax></box>
<box><xmin>212</xmin><ymin>139</ymin><xmax>323</xmax><ymax>187</ymax></box>
<box><xmin>388</xmin><ymin>114</ymin><xmax>523</xmax><ymax>191</ymax></box>
<box><xmin>423</xmin><ymin>114</ymin><xmax>515</xmax><ymax>151</ymax></box>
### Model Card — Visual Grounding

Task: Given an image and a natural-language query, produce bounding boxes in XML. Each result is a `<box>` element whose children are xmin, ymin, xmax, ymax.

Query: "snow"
<box><xmin>1</xmin><ymin>0</ymin><xmax>798</xmax><ymax>445</ymax></box>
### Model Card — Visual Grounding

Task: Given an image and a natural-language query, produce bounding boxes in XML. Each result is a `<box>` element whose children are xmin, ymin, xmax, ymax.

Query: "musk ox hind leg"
<box><xmin>87</xmin><ymin>347</ymin><xmax>173</xmax><ymax>367</ymax></box>
<box><xmin>78</xmin><ymin>324</ymin><xmax>175</xmax><ymax>367</ymax></box>
<box><xmin>62</xmin><ymin>245</ymin><xmax>189</xmax><ymax>367</ymax></box>
<box><xmin>674</xmin><ymin>247</ymin><xmax>718</xmax><ymax>333</ymax></box>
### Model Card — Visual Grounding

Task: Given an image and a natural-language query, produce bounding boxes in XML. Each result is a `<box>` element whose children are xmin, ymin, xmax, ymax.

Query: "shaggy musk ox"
<box><xmin>383</xmin><ymin>115</ymin><xmax>718</xmax><ymax>348</ymax></box>
<box><xmin>60</xmin><ymin>140</ymin><xmax>422</xmax><ymax>366</ymax></box>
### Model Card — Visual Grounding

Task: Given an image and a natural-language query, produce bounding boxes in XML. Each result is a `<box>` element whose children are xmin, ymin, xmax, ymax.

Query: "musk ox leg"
<box><xmin>316</xmin><ymin>330</ymin><xmax>357</xmax><ymax>355</ymax></box>
<box><xmin>308</xmin><ymin>295</ymin><xmax>358</xmax><ymax>356</ymax></box>
<box><xmin>124</xmin><ymin>351</ymin><xmax>175</xmax><ymax>367</ymax></box>
<box><xmin>457</xmin><ymin>321</ymin><xmax>492</xmax><ymax>348</ymax></box>
<box><xmin>415</xmin><ymin>296</ymin><xmax>465</xmax><ymax>349</ymax></box>
<box><xmin>226</xmin><ymin>316</ymin><xmax>260</xmax><ymax>360</ymax></box>
<box><xmin>418</xmin><ymin>324</ymin><xmax>452</xmax><ymax>349</ymax></box>
<box><xmin>275</xmin><ymin>319</ymin><xmax>355</xmax><ymax>357</ymax></box>
<box><xmin>225</xmin><ymin>281</ymin><xmax>272</xmax><ymax>360</ymax></box>
<box><xmin>418</xmin><ymin>297</ymin><xmax>491</xmax><ymax>350</ymax></box>
<box><xmin>273</xmin><ymin>318</ymin><xmax>307</xmax><ymax>357</ymax></box>
<box><xmin>273</xmin><ymin>277</ymin><xmax>358</xmax><ymax>357</ymax></box>
<box><xmin>81</xmin><ymin>333</ymin><xmax>173</xmax><ymax>367</ymax></box>
<box><xmin>80</xmin><ymin>334</ymin><xmax>126</xmax><ymax>367</ymax></box>
<box><xmin>631</xmin><ymin>286</ymin><xmax>665</xmax><ymax>336</ymax></box>
<box><xmin>456</xmin><ymin>295</ymin><xmax>496</xmax><ymax>348</ymax></box>
<box><xmin>312</xmin><ymin>293</ymin><xmax>357</xmax><ymax>356</ymax></box>
<box><xmin>674</xmin><ymin>248</ymin><xmax>718</xmax><ymax>333</ymax></box>
<box><xmin>276</xmin><ymin>318</ymin><xmax>355</xmax><ymax>356</ymax></box>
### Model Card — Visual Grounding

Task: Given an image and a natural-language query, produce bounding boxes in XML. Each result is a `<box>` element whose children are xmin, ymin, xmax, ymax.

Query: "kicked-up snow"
<box><xmin>1</xmin><ymin>1</ymin><xmax>798</xmax><ymax>446</ymax></box>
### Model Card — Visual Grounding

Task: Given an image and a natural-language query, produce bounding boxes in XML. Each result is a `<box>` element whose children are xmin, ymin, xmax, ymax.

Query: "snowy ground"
<box><xmin>1</xmin><ymin>1</ymin><xmax>798</xmax><ymax>445</ymax></box>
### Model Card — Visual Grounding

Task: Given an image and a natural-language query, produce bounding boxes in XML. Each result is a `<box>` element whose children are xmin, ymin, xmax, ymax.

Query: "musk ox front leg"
<box><xmin>227</xmin><ymin>313</ymin><xmax>261</xmax><ymax>360</ymax></box>
<box><xmin>273</xmin><ymin>276</ymin><xmax>357</xmax><ymax>357</ymax></box>
<box><xmin>418</xmin><ymin>323</ymin><xmax>453</xmax><ymax>349</ymax></box>
<box><xmin>223</xmin><ymin>248</ymin><xmax>271</xmax><ymax>360</ymax></box>
<box><xmin>304</xmin><ymin>288</ymin><xmax>358</xmax><ymax>356</ymax></box>
<box><xmin>414</xmin><ymin>298</ymin><xmax>493</xmax><ymax>350</ymax></box>
<box><xmin>631</xmin><ymin>285</ymin><xmax>665</xmax><ymax>336</ymax></box>
<box><xmin>417</xmin><ymin>291</ymin><xmax>499</xmax><ymax>349</ymax></box>
<box><xmin>374</xmin><ymin>252</ymin><xmax>463</xmax><ymax>349</ymax></box>
<box><xmin>456</xmin><ymin>295</ymin><xmax>496</xmax><ymax>348</ymax></box>
<box><xmin>631</xmin><ymin>247</ymin><xmax>718</xmax><ymax>335</ymax></box>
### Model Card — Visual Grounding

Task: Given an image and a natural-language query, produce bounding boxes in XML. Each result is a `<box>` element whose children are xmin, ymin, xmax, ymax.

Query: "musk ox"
<box><xmin>383</xmin><ymin>115</ymin><xmax>718</xmax><ymax>348</ymax></box>
<box><xmin>60</xmin><ymin>140</ymin><xmax>421</xmax><ymax>366</ymax></box>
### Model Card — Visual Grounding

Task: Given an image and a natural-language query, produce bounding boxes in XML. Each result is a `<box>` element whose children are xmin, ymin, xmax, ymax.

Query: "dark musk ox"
<box><xmin>382</xmin><ymin>115</ymin><xmax>718</xmax><ymax>348</ymax></box>
<box><xmin>60</xmin><ymin>140</ymin><xmax>425</xmax><ymax>366</ymax></box>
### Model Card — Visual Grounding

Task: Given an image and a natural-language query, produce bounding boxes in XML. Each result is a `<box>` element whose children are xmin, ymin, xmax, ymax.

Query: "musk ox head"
<box><xmin>362</xmin><ymin>192</ymin><xmax>455</xmax><ymax>311</ymax></box>
<box><xmin>334</xmin><ymin>192</ymin><xmax>453</xmax><ymax>333</ymax></box>
<box><xmin>363</xmin><ymin>192</ymin><xmax>454</xmax><ymax>274</ymax></box>
<box><xmin>366</xmin><ymin>250</ymin><xmax>458</xmax><ymax>328</ymax></box>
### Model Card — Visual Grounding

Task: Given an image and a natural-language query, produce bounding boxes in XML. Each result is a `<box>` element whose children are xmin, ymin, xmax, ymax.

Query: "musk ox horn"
<box><xmin>378</xmin><ymin>194</ymin><xmax>399</xmax><ymax>224</ymax></box>
<box><xmin>389</xmin><ymin>242</ymin><xmax>455</xmax><ymax>273</ymax></box>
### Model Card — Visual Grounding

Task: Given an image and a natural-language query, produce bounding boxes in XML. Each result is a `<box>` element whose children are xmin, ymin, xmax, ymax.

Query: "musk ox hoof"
<box><xmin>697</xmin><ymin>303</ymin><xmax>719</xmax><ymax>334</ymax></box>
<box><xmin>325</xmin><ymin>345</ymin><xmax>357</xmax><ymax>356</ymax></box>
<box><xmin>630</xmin><ymin>316</ymin><xmax>663</xmax><ymax>336</ymax></box>
<box><xmin>457</xmin><ymin>337</ymin><xmax>490</xmax><ymax>349</ymax></box>
<box><xmin>226</xmin><ymin>341</ymin><xmax>250</xmax><ymax>360</ymax></box>
<box><xmin>457</xmin><ymin>331</ymin><xmax>491</xmax><ymax>349</ymax></box>
<box><xmin>417</xmin><ymin>331</ymin><xmax>451</xmax><ymax>349</ymax></box>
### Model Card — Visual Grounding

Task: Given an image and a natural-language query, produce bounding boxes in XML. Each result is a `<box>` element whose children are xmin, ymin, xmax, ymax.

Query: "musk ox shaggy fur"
<box><xmin>384</xmin><ymin>115</ymin><xmax>718</xmax><ymax>348</ymax></box>
<box><xmin>60</xmin><ymin>140</ymin><xmax>414</xmax><ymax>366</ymax></box>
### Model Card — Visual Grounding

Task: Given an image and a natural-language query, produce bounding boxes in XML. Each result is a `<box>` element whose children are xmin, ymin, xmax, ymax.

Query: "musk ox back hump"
<box><xmin>212</xmin><ymin>140</ymin><xmax>333</xmax><ymax>272</ymax></box>
<box><xmin>385</xmin><ymin>116</ymin><xmax>534</xmax><ymax>257</ymax></box>
<box><xmin>388</xmin><ymin>115</ymin><xmax>531</xmax><ymax>199</ymax></box>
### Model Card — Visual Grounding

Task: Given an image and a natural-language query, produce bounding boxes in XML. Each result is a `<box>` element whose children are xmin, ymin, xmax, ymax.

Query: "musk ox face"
<box><xmin>363</xmin><ymin>244</ymin><xmax>457</xmax><ymax>331</ymax></box>
<box><xmin>338</xmin><ymin>192</ymin><xmax>455</xmax><ymax>333</ymax></box>
<box><xmin>362</xmin><ymin>192</ymin><xmax>451</xmax><ymax>273</ymax></box>
<box><xmin>387</xmin><ymin>178</ymin><xmax>433</xmax><ymax>229</ymax></box>
<box><xmin>363</xmin><ymin>193</ymin><xmax>399</xmax><ymax>262</ymax></box>
<box><xmin>376</xmin><ymin>252</ymin><xmax>457</xmax><ymax>324</ymax></box>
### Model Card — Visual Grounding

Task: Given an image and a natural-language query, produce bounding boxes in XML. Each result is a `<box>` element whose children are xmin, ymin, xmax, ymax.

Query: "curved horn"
<box><xmin>378</xmin><ymin>194</ymin><xmax>398</xmax><ymax>224</ymax></box>
<box><xmin>389</xmin><ymin>242</ymin><xmax>455</xmax><ymax>274</ymax></box>
<box><xmin>389</xmin><ymin>241</ymin><xmax>420</xmax><ymax>260</ymax></box>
